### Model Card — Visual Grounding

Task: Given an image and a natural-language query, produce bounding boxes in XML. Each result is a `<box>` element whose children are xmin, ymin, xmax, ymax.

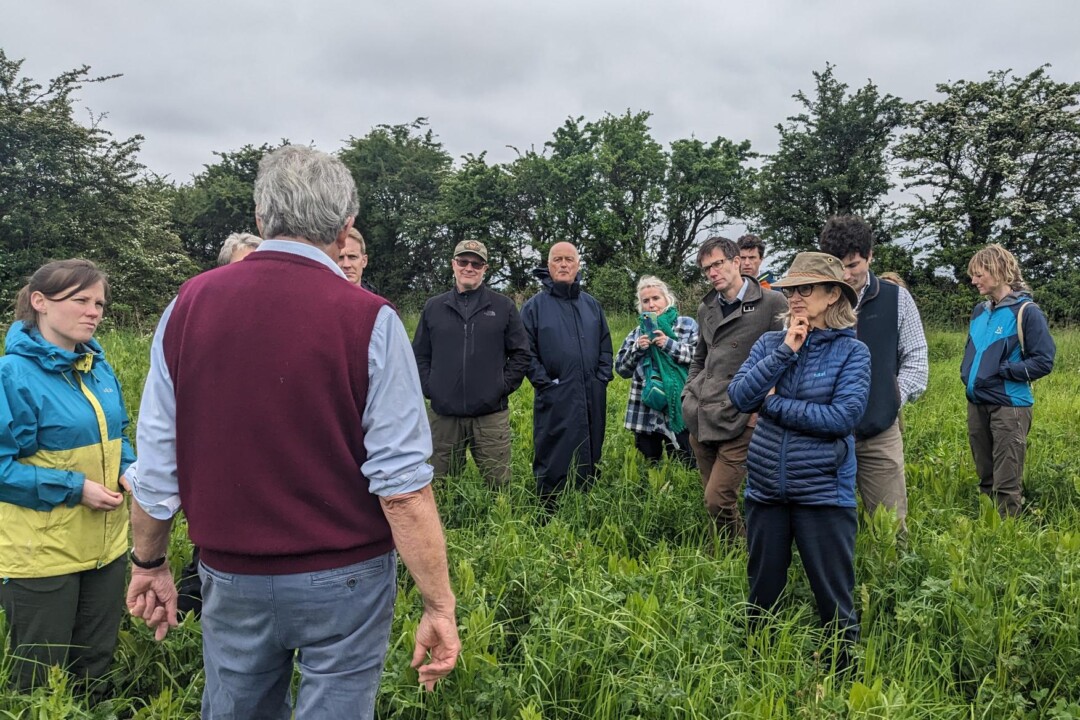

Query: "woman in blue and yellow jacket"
<box><xmin>962</xmin><ymin>244</ymin><xmax>1056</xmax><ymax>517</ymax></box>
<box><xmin>0</xmin><ymin>259</ymin><xmax>136</xmax><ymax>692</ymax></box>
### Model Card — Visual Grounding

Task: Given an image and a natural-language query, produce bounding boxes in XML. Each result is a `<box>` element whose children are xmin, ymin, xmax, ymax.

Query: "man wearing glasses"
<box><xmin>412</xmin><ymin>240</ymin><xmax>531</xmax><ymax>488</ymax></box>
<box><xmin>682</xmin><ymin>236</ymin><xmax>787</xmax><ymax>541</ymax></box>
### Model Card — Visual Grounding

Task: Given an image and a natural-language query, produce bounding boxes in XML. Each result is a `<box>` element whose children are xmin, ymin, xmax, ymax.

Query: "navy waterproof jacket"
<box><xmin>730</xmin><ymin>328</ymin><xmax>870</xmax><ymax>507</ymax></box>
<box><xmin>960</xmin><ymin>292</ymin><xmax>1055</xmax><ymax>407</ymax></box>
<box><xmin>521</xmin><ymin>269</ymin><xmax>613</xmax><ymax>492</ymax></box>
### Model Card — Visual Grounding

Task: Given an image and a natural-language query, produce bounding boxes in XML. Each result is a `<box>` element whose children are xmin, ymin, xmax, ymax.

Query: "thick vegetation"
<box><xmin>1</xmin><ymin>322</ymin><xmax>1077</xmax><ymax>719</ymax></box>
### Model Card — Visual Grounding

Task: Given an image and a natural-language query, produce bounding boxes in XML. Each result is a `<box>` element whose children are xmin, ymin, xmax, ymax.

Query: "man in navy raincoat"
<box><xmin>521</xmin><ymin>242</ymin><xmax>613</xmax><ymax>506</ymax></box>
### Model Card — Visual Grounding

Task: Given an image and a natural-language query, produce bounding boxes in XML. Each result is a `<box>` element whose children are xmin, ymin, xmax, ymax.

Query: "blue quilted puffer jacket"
<box><xmin>729</xmin><ymin>328</ymin><xmax>871</xmax><ymax>507</ymax></box>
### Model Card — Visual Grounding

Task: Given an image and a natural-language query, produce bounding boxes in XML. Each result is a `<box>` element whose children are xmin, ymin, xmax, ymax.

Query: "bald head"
<box><xmin>548</xmin><ymin>242</ymin><xmax>580</xmax><ymax>284</ymax></box>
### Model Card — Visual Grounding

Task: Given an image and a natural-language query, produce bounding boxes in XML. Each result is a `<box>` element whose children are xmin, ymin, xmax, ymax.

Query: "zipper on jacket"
<box><xmin>779</xmin><ymin>337</ymin><xmax>812</xmax><ymax>501</ymax></box>
<box><xmin>74</xmin><ymin>366</ymin><xmax>112</xmax><ymax>565</ymax></box>
<box><xmin>461</xmin><ymin>322</ymin><xmax>469</xmax><ymax>414</ymax></box>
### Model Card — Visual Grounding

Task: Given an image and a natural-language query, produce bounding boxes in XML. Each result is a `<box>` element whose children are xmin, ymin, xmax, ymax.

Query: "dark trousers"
<box><xmin>633</xmin><ymin>429</ymin><xmax>696</xmax><ymax>468</ymax></box>
<box><xmin>0</xmin><ymin>556</ymin><xmax>127</xmax><ymax>691</ymax></box>
<box><xmin>176</xmin><ymin>546</ymin><xmax>203</xmax><ymax>618</ymax></box>
<box><xmin>745</xmin><ymin>498</ymin><xmax>859</xmax><ymax>646</ymax></box>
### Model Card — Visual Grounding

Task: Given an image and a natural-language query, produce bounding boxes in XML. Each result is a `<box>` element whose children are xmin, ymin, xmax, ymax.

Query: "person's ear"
<box><xmin>30</xmin><ymin>291</ymin><xmax>48</xmax><ymax>314</ymax></box>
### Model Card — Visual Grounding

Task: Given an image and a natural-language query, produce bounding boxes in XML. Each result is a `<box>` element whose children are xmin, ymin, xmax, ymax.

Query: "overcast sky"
<box><xmin>4</xmin><ymin>0</ymin><xmax>1079</xmax><ymax>185</ymax></box>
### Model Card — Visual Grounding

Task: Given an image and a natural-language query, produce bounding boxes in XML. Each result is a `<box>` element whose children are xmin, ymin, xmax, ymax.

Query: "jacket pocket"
<box><xmin>832</xmin><ymin>438</ymin><xmax>848</xmax><ymax>474</ymax></box>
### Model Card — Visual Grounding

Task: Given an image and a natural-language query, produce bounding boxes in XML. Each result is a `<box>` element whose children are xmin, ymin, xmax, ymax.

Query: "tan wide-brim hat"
<box><xmin>772</xmin><ymin>252</ymin><xmax>859</xmax><ymax>308</ymax></box>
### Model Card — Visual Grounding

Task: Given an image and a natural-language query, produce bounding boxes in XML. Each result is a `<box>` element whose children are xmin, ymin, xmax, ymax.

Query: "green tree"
<box><xmin>754</xmin><ymin>64</ymin><xmax>904</xmax><ymax>263</ymax></box>
<box><xmin>660</xmin><ymin>136</ymin><xmax>754</xmax><ymax>276</ymax></box>
<box><xmin>0</xmin><ymin>51</ymin><xmax>193</xmax><ymax>321</ymax></box>
<box><xmin>339</xmin><ymin>119</ymin><xmax>452</xmax><ymax>305</ymax></box>
<box><xmin>170</xmin><ymin>142</ymin><xmax>284</xmax><ymax>268</ymax></box>
<box><xmin>541</xmin><ymin>112</ymin><xmax>666</xmax><ymax>270</ymax></box>
<box><xmin>439</xmin><ymin>153</ymin><xmax>537</xmax><ymax>294</ymax></box>
<box><xmin>896</xmin><ymin>66</ymin><xmax>1080</xmax><ymax>284</ymax></box>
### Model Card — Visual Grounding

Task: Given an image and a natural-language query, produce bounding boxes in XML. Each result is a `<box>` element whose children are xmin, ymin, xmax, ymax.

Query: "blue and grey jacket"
<box><xmin>960</xmin><ymin>292</ymin><xmax>1055</xmax><ymax>407</ymax></box>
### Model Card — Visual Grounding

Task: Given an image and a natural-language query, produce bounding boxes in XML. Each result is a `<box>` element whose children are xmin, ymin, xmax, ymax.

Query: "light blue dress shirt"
<box><xmin>132</xmin><ymin>239</ymin><xmax>433</xmax><ymax>521</ymax></box>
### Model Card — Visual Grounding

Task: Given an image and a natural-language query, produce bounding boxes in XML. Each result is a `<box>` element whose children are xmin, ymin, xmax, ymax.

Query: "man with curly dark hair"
<box><xmin>819</xmin><ymin>215</ymin><xmax>927</xmax><ymax>535</ymax></box>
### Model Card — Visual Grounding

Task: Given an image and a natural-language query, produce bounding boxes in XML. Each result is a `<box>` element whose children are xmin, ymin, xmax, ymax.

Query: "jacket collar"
<box><xmin>857</xmin><ymin>271</ymin><xmax>880</xmax><ymax>309</ymax></box>
<box><xmin>4</xmin><ymin>321</ymin><xmax>102</xmax><ymax>374</ymax></box>
<box><xmin>534</xmin><ymin>267</ymin><xmax>581</xmax><ymax>299</ymax></box>
<box><xmin>986</xmin><ymin>290</ymin><xmax>1031</xmax><ymax>312</ymax></box>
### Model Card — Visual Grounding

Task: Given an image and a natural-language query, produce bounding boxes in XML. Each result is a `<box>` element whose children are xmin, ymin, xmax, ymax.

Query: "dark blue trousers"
<box><xmin>745</xmin><ymin>498</ymin><xmax>859</xmax><ymax>645</ymax></box>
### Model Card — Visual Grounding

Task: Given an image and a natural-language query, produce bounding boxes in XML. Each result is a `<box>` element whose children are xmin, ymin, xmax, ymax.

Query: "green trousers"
<box><xmin>428</xmin><ymin>407</ymin><xmax>512</xmax><ymax>487</ymax></box>
<box><xmin>1</xmin><ymin>555</ymin><xmax>127</xmax><ymax>692</ymax></box>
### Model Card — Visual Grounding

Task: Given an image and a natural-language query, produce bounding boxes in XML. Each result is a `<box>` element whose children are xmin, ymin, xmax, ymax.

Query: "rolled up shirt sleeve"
<box><xmin>362</xmin><ymin>305</ymin><xmax>434</xmax><ymax>497</ymax></box>
<box><xmin>131</xmin><ymin>300</ymin><xmax>183</xmax><ymax>520</ymax></box>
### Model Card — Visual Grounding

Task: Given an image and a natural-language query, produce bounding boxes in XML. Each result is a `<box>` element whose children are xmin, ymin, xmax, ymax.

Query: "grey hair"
<box><xmin>217</xmin><ymin>233</ymin><xmax>263</xmax><ymax>266</ymax></box>
<box><xmin>253</xmin><ymin>145</ymin><xmax>359</xmax><ymax>246</ymax></box>
<box><xmin>635</xmin><ymin>275</ymin><xmax>677</xmax><ymax>313</ymax></box>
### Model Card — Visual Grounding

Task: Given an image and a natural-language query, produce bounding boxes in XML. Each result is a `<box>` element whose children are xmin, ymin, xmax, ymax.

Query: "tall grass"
<box><xmin>1</xmin><ymin>324</ymin><xmax>1077</xmax><ymax>718</ymax></box>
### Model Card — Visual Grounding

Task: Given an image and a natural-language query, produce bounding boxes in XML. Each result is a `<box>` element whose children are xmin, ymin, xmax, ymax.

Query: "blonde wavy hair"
<box><xmin>967</xmin><ymin>244</ymin><xmax>1029</xmax><ymax>293</ymax></box>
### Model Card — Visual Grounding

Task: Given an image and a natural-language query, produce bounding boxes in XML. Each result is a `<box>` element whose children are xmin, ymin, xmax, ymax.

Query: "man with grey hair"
<box><xmin>127</xmin><ymin>144</ymin><xmax>459</xmax><ymax>718</ymax></box>
<box><xmin>217</xmin><ymin>232</ymin><xmax>262</xmax><ymax>266</ymax></box>
<box><xmin>522</xmin><ymin>241</ymin><xmax>613</xmax><ymax>507</ymax></box>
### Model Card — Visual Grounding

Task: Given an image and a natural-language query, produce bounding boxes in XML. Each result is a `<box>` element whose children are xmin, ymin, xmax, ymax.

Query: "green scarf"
<box><xmin>639</xmin><ymin>306</ymin><xmax>688</xmax><ymax>434</ymax></box>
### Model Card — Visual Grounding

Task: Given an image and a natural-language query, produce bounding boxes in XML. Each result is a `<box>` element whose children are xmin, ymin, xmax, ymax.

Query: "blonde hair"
<box><xmin>779</xmin><ymin>285</ymin><xmax>857</xmax><ymax>330</ymax></box>
<box><xmin>346</xmin><ymin>227</ymin><xmax>367</xmax><ymax>255</ymax></box>
<box><xmin>635</xmin><ymin>275</ymin><xmax>677</xmax><ymax>313</ymax></box>
<box><xmin>967</xmin><ymin>244</ymin><xmax>1029</xmax><ymax>293</ymax></box>
<box><xmin>878</xmin><ymin>271</ymin><xmax>908</xmax><ymax>291</ymax></box>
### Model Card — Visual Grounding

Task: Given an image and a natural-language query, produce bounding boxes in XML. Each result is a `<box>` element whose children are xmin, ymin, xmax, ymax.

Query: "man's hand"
<box><xmin>411</xmin><ymin>607</ymin><xmax>461</xmax><ymax>691</ymax></box>
<box><xmin>126</xmin><ymin>564</ymin><xmax>179</xmax><ymax>642</ymax></box>
<box><xmin>79</xmin><ymin>480</ymin><xmax>124</xmax><ymax>511</ymax></box>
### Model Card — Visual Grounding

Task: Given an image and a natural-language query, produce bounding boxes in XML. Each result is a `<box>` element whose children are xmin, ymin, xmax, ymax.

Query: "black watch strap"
<box><xmin>130</xmin><ymin>550</ymin><xmax>167</xmax><ymax>569</ymax></box>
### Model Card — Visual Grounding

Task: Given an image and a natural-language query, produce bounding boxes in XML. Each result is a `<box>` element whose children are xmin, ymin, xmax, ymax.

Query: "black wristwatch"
<box><xmin>130</xmin><ymin>550</ymin><xmax>167</xmax><ymax>569</ymax></box>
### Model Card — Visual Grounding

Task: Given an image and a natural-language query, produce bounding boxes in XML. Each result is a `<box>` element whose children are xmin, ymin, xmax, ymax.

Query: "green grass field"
<box><xmin>2</xmin><ymin>321</ymin><xmax>1078</xmax><ymax>719</ymax></box>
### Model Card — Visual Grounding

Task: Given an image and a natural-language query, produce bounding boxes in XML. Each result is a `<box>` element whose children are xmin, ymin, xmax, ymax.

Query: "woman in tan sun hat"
<box><xmin>729</xmin><ymin>251</ymin><xmax>870</xmax><ymax>668</ymax></box>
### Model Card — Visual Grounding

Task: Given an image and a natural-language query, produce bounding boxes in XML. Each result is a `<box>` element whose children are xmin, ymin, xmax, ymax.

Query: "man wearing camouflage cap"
<box><xmin>412</xmin><ymin>240</ymin><xmax>531</xmax><ymax>487</ymax></box>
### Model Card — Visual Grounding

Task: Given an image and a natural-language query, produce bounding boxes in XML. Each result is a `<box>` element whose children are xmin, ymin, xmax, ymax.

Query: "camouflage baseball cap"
<box><xmin>453</xmin><ymin>240</ymin><xmax>488</xmax><ymax>262</ymax></box>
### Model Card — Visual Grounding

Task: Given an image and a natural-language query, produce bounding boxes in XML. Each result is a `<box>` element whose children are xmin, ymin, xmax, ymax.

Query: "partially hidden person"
<box><xmin>614</xmin><ymin>275</ymin><xmax>698</xmax><ymax>467</ymax></box>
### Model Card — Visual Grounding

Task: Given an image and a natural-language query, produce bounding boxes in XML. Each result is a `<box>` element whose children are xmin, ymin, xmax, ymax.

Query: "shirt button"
<box><xmin>731</xmin><ymin>341</ymin><xmax>738</xmax><ymax>348</ymax></box>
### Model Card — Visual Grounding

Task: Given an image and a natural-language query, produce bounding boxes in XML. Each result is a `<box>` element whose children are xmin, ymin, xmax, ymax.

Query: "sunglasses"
<box><xmin>780</xmin><ymin>284</ymin><xmax>819</xmax><ymax>298</ymax></box>
<box><xmin>454</xmin><ymin>257</ymin><xmax>487</xmax><ymax>270</ymax></box>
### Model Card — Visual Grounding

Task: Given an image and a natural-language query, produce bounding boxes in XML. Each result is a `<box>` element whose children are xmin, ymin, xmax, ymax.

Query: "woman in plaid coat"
<box><xmin>614</xmin><ymin>276</ymin><xmax>699</xmax><ymax>467</ymax></box>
